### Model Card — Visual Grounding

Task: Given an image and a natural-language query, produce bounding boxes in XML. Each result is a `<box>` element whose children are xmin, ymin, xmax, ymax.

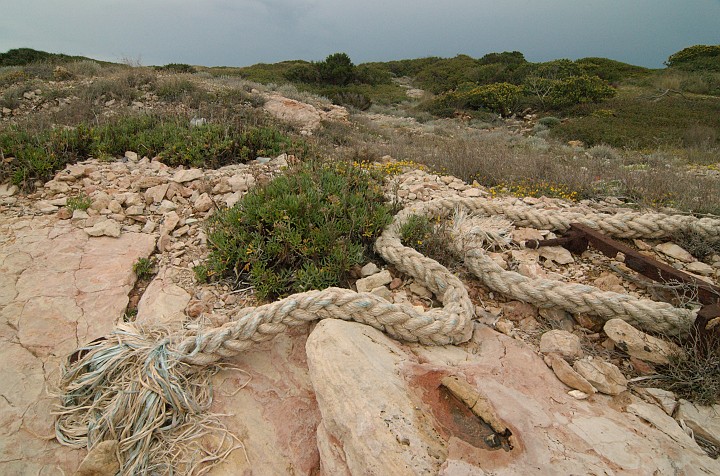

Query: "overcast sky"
<box><xmin>1</xmin><ymin>0</ymin><xmax>719</xmax><ymax>68</ymax></box>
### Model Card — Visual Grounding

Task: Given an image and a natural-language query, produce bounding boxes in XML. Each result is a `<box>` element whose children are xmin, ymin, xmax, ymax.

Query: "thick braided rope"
<box><xmin>174</xmin><ymin>286</ymin><xmax>473</xmax><ymax>366</ymax></box>
<box><xmin>375</xmin><ymin>197</ymin><xmax>720</xmax><ymax>336</ymax></box>
<box><xmin>411</xmin><ymin>197</ymin><xmax>720</xmax><ymax>239</ymax></box>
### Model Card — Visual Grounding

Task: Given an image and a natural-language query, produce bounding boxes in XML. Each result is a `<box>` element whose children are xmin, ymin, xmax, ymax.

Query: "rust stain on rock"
<box><xmin>408</xmin><ymin>369</ymin><xmax>513</xmax><ymax>452</ymax></box>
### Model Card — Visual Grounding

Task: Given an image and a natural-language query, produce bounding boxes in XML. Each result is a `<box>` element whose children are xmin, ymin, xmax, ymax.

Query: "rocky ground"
<box><xmin>1</xmin><ymin>93</ymin><xmax>720</xmax><ymax>475</ymax></box>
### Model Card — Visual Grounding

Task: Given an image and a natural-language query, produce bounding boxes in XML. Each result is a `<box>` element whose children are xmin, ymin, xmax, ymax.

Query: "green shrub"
<box><xmin>354</xmin><ymin>64</ymin><xmax>392</xmax><ymax>85</ymax></box>
<box><xmin>284</xmin><ymin>63</ymin><xmax>320</xmax><ymax>83</ymax></box>
<box><xmin>666</xmin><ymin>44</ymin><xmax>720</xmax><ymax>72</ymax></box>
<box><xmin>66</xmin><ymin>193</ymin><xmax>92</xmax><ymax>212</ymax></box>
<box><xmin>478</xmin><ymin>51</ymin><xmax>527</xmax><ymax>66</ymax></box>
<box><xmin>575</xmin><ymin>57</ymin><xmax>650</xmax><ymax>82</ymax></box>
<box><xmin>284</xmin><ymin>52</ymin><xmax>382</xmax><ymax>88</ymax></box>
<box><xmin>0</xmin><ymin>115</ymin><xmax>303</xmax><ymax>188</ymax></box>
<box><xmin>317</xmin><ymin>53</ymin><xmax>356</xmax><ymax>86</ymax></box>
<box><xmin>0</xmin><ymin>48</ymin><xmax>95</xmax><ymax>67</ymax></box>
<box><xmin>0</xmin><ymin>48</ymin><xmax>54</xmax><ymax>66</ymax></box>
<box><xmin>329</xmin><ymin>91</ymin><xmax>372</xmax><ymax>110</ymax></box>
<box><xmin>524</xmin><ymin>73</ymin><xmax>615</xmax><ymax>108</ymax></box>
<box><xmin>415</xmin><ymin>54</ymin><xmax>483</xmax><ymax>94</ymax></box>
<box><xmin>462</xmin><ymin>82</ymin><xmax>522</xmax><ymax>116</ymax></box>
<box><xmin>202</xmin><ymin>160</ymin><xmax>393</xmax><ymax>300</ymax></box>
<box><xmin>399</xmin><ymin>214</ymin><xmax>457</xmax><ymax>266</ymax></box>
<box><xmin>538</xmin><ymin>116</ymin><xmax>561</xmax><ymax>127</ymax></box>
<box><xmin>156</xmin><ymin>77</ymin><xmax>198</xmax><ymax>101</ymax></box>
<box><xmin>156</xmin><ymin>63</ymin><xmax>197</xmax><ymax>74</ymax></box>
<box><xmin>132</xmin><ymin>257</ymin><xmax>154</xmax><ymax>280</ymax></box>
<box><xmin>554</xmin><ymin>75</ymin><xmax>616</xmax><ymax>105</ymax></box>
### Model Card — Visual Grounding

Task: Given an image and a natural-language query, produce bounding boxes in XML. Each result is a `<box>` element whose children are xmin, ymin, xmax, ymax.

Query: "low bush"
<box><xmin>132</xmin><ymin>257</ymin><xmax>154</xmax><ymax>280</ymax></box>
<box><xmin>587</xmin><ymin>144</ymin><xmax>620</xmax><ymax>160</ymax></box>
<box><xmin>0</xmin><ymin>67</ymin><xmax>26</xmax><ymax>87</ymax></box>
<box><xmin>649</xmin><ymin>336</ymin><xmax>720</xmax><ymax>406</ymax></box>
<box><xmin>0</xmin><ymin>84</ymin><xmax>32</xmax><ymax>109</ymax></box>
<box><xmin>0</xmin><ymin>114</ymin><xmax>302</xmax><ymax>188</ymax></box>
<box><xmin>82</xmin><ymin>78</ymin><xmax>140</xmax><ymax>103</ymax></box>
<box><xmin>200</xmin><ymin>160</ymin><xmax>393</xmax><ymax>299</ymax></box>
<box><xmin>66</xmin><ymin>193</ymin><xmax>92</xmax><ymax>212</ymax></box>
<box><xmin>65</xmin><ymin>60</ymin><xmax>103</xmax><ymax>77</ymax></box>
<box><xmin>328</xmin><ymin>91</ymin><xmax>372</xmax><ymax>110</ymax></box>
<box><xmin>666</xmin><ymin>44</ymin><xmax>720</xmax><ymax>72</ymax></box>
<box><xmin>155</xmin><ymin>77</ymin><xmax>198</xmax><ymax>102</ymax></box>
<box><xmin>538</xmin><ymin>116</ymin><xmax>561</xmax><ymax>127</ymax></box>
<box><xmin>399</xmin><ymin>214</ymin><xmax>457</xmax><ymax>267</ymax></box>
<box><xmin>462</xmin><ymin>82</ymin><xmax>522</xmax><ymax>116</ymax></box>
<box><xmin>524</xmin><ymin>73</ymin><xmax>615</xmax><ymax>108</ymax></box>
<box><xmin>671</xmin><ymin>229</ymin><xmax>720</xmax><ymax>260</ymax></box>
<box><xmin>156</xmin><ymin>63</ymin><xmax>197</xmax><ymax>74</ymax></box>
<box><xmin>574</xmin><ymin>57</ymin><xmax>650</xmax><ymax>83</ymax></box>
<box><xmin>551</xmin><ymin>94</ymin><xmax>720</xmax><ymax>148</ymax></box>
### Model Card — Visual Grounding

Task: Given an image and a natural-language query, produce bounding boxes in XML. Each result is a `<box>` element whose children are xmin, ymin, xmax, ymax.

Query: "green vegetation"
<box><xmin>132</xmin><ymin>257</ymin><xmax>154</xmax><ymax>280</ymax></box>
<box><xmin>155</xmin><ymin>76</ymin><xmax>200</xmax><ymax>102</ymax></box>
<box><xmin>399</xmin><ymin>214</ymin><xmax>457</xmax><ymax>267</ymax></box>
<box><xmin>66</xmin><ymin>193</ymin><xmax>92</xmax><ymax>212</ymax></box>
<box><xmin>210</xmin><ymin>53</ymin><xmax>403</xmax><ymax>108</ymax></box>
<box><xmin>574</xmin><ymin>57</ymin><xmax>650</xmax><ymax>82</ymax></box>
<box><xmin>419</xmin><ymin>55</ymin><xmax>621</xmax><ymax>117</ymax></box>
<box><xmin>550</xmin><ymin>93</ymin><xmax>720</xmax><ymax>149</ymax></box>
<box><xmin>0</xmin><ymin>47</ymin><xmax>98</xmax><ymax>67</ymax></box>
<box><xmin>0</xmin><ymin>115</ymin><xmax>301</xmax><ymax>188</ymax></box>
<box><xmin>666</xmin><ymin>44</ymin><xmax>720</xmax><ymax>72</ymax></box>
<box><xmin>462</xmin><ymin>82</ymin><xmax>523</xmax><ymax>117</ymax></box>
<box><xmin>155</xmin><ymin>63</ymin><xmax>197</xmax><ymax>74</ymax></box>
<box><xmin>200</xmin><ymin>160</ymin><xmax>392</xmax><ymax>300</ymax></box>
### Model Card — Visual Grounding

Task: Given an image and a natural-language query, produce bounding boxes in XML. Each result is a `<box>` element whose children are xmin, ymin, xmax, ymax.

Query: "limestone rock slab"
<box><xmin>539</xmin><ymin>329</ymin><xmax>583</xmax><ymax>360</ymax></box>
<box><xmin>604</xmin><ymin>318</ymin><xmax>682</xmax><ymax>365</ymax></box>
<box><xmin>573</xmin><ymin>358</ymin><xmax>628</xmax><ymax>395</ymax></box>
<box><xmin>355</xmin><ymin>269</ymin><xmax>392</xmax><ymax>293</ymax></box>
<box><xmin>208</xmin><ymin>326</ymin><xmax>320</xmax><ymax>475</ymax></box>
<box><xmin>136</xmin><ymin>270</ymin><xmax>191</xmax><ymax>326</ymax></box>
<box><xmin>656</xmin><ymin>242</ymin><xmax>694</xmax><ymax>262</ymax></box>
<box><xmin>0</xmin><ymin>216</ymin><xmax>155</xmax><ymax>474</ymax></box>
<box><xmin>307</xmin><ymin>319</ymin><xmax>446</xmax><ymax>475</ymax></box>
<box><xmin>676</xmin><ymin>400</ymin><xmax>720</xmax><ymax>447</ymax></box>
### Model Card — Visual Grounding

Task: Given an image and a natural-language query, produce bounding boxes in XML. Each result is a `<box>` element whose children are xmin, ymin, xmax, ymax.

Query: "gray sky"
<box><xmin>1</xmin><ymin>0</ymin><xmax>719</xmax><ymax>68</ymax></box>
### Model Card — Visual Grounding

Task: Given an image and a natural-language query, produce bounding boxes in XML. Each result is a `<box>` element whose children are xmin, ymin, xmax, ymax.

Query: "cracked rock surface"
<box><xmin>0</xmin><ymin>215</ymin><xmax>155</xmax><ymax>474</ymax></box>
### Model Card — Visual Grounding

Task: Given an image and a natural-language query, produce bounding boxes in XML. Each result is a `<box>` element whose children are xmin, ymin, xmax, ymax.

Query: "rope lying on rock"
<box><xmin>56</xmin><ymin>196</ymin><xmax>720</xmax><ymax>474</ymax></box>
<box><xmin>381</xmin><ymin>197</ymin><xmax>717</xmax><ymax>335</ymax></box>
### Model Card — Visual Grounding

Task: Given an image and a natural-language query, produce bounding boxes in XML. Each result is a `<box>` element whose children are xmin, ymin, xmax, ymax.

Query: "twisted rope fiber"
<box><xmin>384</xmin><ymin>197</ymin><xmax>720</xmax><ymax>335</ymax></box>
<box><xmin>56</xmin><ymin>196</ymin><xmax>720</xmax><ymax>474</ymax></box>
